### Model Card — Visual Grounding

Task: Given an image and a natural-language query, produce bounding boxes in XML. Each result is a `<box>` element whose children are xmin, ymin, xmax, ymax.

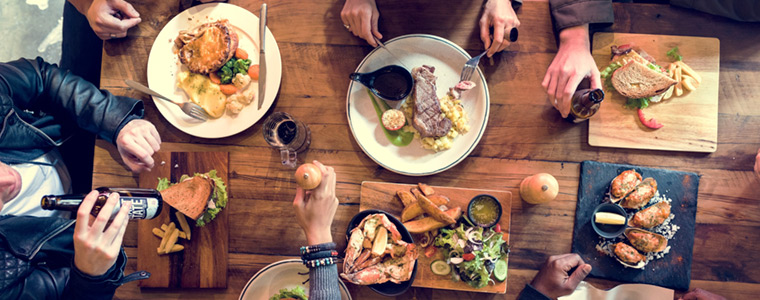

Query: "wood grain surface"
<box><xmin>589</xmin><ymin>33</ymin><xmax>720</xmax><ymax>153</ymax></box>
<box><xmin>91</xmin><ymin>0</ymin><xmax>760</xmax><ymax>299</ymax></box>
<box><xmin>136</xmin><ymin>151</ymin><xmax>229</xmax><ymax>288</ymax></box>
<box><xmin>359</xmin><ymin>181</ymin><xmax>512</xmax><ymax>294</ymax></box>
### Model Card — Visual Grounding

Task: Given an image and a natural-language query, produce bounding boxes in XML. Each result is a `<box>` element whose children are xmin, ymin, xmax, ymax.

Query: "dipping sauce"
<box><xmin>373</xmin><ymin>70</ymin><xmax>410</xmax><ymax>100</ymax></box>
<box><xmin>467</xmin><ymin>195</ymin><xmax>502</xmax><ymax>227</ymax></box>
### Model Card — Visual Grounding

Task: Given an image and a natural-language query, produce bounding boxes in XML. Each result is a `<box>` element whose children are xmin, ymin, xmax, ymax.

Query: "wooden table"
<box><xmin>94</xmin><ymin>1</ymin><xmax>760</xmax><ymax>298</ymax></box>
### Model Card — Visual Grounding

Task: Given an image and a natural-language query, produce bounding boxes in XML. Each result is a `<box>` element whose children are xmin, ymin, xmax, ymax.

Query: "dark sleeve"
<box><xmin>0</xmin><ymin>57</ymin><xmax>143</xmax><ymax>144</ymax></box>
<box><xmin>548</xmin><ymin>0</ymin><xmax>614</xmax><ymax>31</ymax></box>
<box><xmin>670</xmin><ymin>0</ymin><xmax>760</xmax><ymax>22</ymax></box>
<box><xmin>309</xmin><ymin>264</ymin><xmax>341</xmax><ymax>300</ymax></box>
<box><xmin>62</xmin><ymin>249</ymin><xmax>128</xmax><ymax>300</ymax></box>
<box><xmin>517</xmin><ymin>283</ymin><xmax>553</xmax><ymax>300</ymax></box>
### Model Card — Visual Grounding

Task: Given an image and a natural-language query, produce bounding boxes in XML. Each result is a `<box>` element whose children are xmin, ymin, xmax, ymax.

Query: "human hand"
<box><xmin>754</xmin><ymin>149</ymin><xmax>760</xmax><ymax>179</ymax></box>
<box><xmin>73</xmin><ymin>191</ymin><xmax>131</xmax><ymax>276</ymax></box>
<box><xmin>530</xmin><ymin>253</ymin><xmax>592</xmax><ymax>298</ymax></box>
<box><xmin>679</xmin><ymin>288</ymin><xmax>726</xmax><ymax>300</ymax></box>
<box><xmin>293</xmin><ymin>161</ymin><xmax>339</xmax><ymax>245</ymax></box>
<box><xmin>480</xmin><ymin>0</ymin><xmax>520</xmax><ymax>58</ymax></box>
<box><xmin>86</xmin><ymin>0</ymin><xmax>141</xmax><ymax>40</ymax></box>
<box><xmin>341</xmin><ymin>0</ymin><xmax>382</xmax><ymax>47</ymax></box>
<box><xmin>542</xmin><ymin>24</ymin><xmax>602</xmax><ymax>118</ymax></box>
<box><xmin>116</xmin><ymin>119</ymin><xmax>161</xmax><ymax>173</ymax></box>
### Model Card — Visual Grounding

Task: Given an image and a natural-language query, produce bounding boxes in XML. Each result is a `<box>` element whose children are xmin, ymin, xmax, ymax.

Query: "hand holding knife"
<box><xmin>257</xmin><ymin>3</ymin><xmax>267</xmax><ymax>110</ymax></box>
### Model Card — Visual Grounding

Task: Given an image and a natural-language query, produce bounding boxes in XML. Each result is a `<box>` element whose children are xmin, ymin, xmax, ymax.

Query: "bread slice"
<box><xmin>160</xmin><ymin>176</ymin><xmax>213</xmax><ymax>220</ymax></box>
<box><xmin>611</xmin><ymin>60</ymin><xmax>677</xmax><ymax>99</ymax></box>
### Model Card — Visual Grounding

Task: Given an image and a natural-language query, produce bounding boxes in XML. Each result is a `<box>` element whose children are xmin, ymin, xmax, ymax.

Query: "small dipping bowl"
<box><xmin>349</xmin><ymin>65</ymin><xmax>413</xmax><ymax>102</ymax></box>
<box><xmin>466</xmin><ymin>194</ymin><xmax>502</xmax><ymax>228</ymax></box>
<box><xmin>591</xmin><ymin>203</ymin><xmax>628</xmax><ymax>238</ymax></box>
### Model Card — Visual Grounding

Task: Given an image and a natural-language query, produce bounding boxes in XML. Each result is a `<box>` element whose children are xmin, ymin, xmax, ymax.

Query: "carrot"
<box><xmin>235</xmin><ymin>48</ymin><xmax>248</xmax><ymax>60</ymax></box>
<box><xmin>219</xmin><ymin>84</ymin><xmax>237</xmax><ymax>95</ymax></box>
<box><xmin>208</xmin><ymin>72</ymin><xmax>221</xmax><ymax>84</ymax></box>
<box><xmin>248</xmin><ymin>64</ymin><xmax>260</xmax><ymax>80</ymax></box>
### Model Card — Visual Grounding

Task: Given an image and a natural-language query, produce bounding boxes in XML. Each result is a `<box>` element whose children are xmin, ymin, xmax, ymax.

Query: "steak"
<box><xmin>176</xmin><ymin>20</ymin><xmax>239</xmax><ymax>74</ymax></box>
<box><xmin>411</xmin><ymin>66</ymin><xmax>451</xmax><ymax>138</ymax></box>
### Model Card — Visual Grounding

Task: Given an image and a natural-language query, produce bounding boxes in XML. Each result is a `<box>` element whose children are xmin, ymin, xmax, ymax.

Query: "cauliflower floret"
<box><xmin>232</xmin><ymin>73</ymin><xmax>251</xmax><ymax>89</ymax></box>
<box><xmin>226</xmin><ymin>97</ymin><xmax>244</xmax><ymax>115</ymax></box>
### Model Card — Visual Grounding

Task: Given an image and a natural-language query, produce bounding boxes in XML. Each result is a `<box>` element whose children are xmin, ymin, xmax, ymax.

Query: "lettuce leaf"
<box><xmin>269</xmin><ymin>286</ymin><xmax>308</xmax><ymax>300</ymax></box>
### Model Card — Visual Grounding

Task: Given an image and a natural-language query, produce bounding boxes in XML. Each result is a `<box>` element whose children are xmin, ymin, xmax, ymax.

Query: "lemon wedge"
<box><xmin>595</xmin><ymin>212</ymin><xmax>625</xmax><ymax>225</ymax></box>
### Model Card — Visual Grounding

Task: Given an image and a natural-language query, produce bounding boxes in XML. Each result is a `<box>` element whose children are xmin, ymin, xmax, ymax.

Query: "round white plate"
<box><xmin>147</xmin><ymin>3</ymin><xmax>282</xmax><ymax>138</ymax></box>
<box><xmin>346</xmin><ymin>34</ymin><xmax>490</xmax><ymax>176</ymax></box>
<box><xmin>239</xmin><ymin>259</ymin><xmax>352</xmax><ymax>300</ymax></box>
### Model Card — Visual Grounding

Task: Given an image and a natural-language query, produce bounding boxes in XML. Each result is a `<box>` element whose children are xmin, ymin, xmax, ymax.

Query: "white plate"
<box><xmin>239</xmin><ymin>259</ymin><xmax>352</xmax><ymax>300</ymax></box>
<box><xmin>147</xmin><ymin>3</ymin><xmax>282</xmax><ymax>138</ymax></box>
<box><xmin>346</xmin><ymin>34</ymin><xmax>490</xmax><ymax>176</ymax></box>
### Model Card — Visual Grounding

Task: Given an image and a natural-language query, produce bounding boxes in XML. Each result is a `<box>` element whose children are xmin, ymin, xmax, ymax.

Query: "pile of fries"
<box><xmin>398</xmin><ymin>183</ymin><xmax>462</xmax><ymax>234</ymax></box>
<box><xmin>663</xmin><ymin>61</ymin><xmax>701</xmax><ymax>100</ymax></box>
<box><xmin>152</xmin><ymin>211</ymin><xmax>193</xmax><ymax>255</ymax></box>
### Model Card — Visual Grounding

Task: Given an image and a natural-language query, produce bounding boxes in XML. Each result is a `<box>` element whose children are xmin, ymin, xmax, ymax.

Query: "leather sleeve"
<box><xmin>549</xmin><ymin>0</ymin><xmax>614</xmax><ymax>31</ymax></box>
<box><xmin>61</xmin><ymin>249</ymin><xmax>128</xmax><ymax>300</ymax></box>
<box><xmin>517</xmin><ymin>283</ymin><xmax>553</xmax><ymax>300</ymax></box>
<box><xmin>0</xmin><ymin>57</ymin><xmax>143</xmax><ymax>144</ymax></box>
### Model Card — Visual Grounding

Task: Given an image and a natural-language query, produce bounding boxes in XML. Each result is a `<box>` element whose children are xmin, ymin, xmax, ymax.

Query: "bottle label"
<box><xmin>122</xmin><ymin>197</ymin><xmax>160</xmax><ymax>219</ymax></box>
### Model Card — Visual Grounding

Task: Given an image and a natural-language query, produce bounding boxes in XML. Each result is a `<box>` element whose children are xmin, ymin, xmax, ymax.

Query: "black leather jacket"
<box><xmin>0</xmin><ymin>57</ymin><xmax>143</xmax><ymax>165</ymax></box>
<box><xmin>0</xmin><ymin>216</ymin><xmax>149</xmax><ymax>299</ymax></box>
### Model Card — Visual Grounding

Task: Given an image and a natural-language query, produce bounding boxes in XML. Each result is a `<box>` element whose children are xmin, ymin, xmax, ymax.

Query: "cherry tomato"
<box><xmin>424</xmin><ymin>244</ymin><xmax>437</xmax><ymax>258</ymax></box>
<box><xmin>494</xmin><ymin>224</ymin><xmax>502</xmax><ymax>233</ymax></box>
<box><xmin>637</xmin><ymin>109</ymin><xmax>664</xmax><ymax>129</ymax></box>
<box><xmin>463</xmin><ymin>253</ymin><xmax>475</xmax><ymax>261</ymax></box>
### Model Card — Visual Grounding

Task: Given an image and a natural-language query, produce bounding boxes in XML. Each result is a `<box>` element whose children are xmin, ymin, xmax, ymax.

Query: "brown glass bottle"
<box><xmin>565</xmin><ymin>88</ymin><xmax>605</xmax><ymax>123</ymax></box>
<box><xmin>41</xmin><ymin>187</ymin><xmax>163</xmax><ymax>219</ymax></box>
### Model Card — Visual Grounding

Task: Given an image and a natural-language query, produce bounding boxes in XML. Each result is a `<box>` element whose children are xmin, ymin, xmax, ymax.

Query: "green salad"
<box><xmin>434</xmin><ymin>222</ymin><xmax>509</xmax><ymax>288</ymax></box>
<box><xmin>269</xmin><ymin>286</ymin><xmax>308</xmax><ymax>300</ymax></box>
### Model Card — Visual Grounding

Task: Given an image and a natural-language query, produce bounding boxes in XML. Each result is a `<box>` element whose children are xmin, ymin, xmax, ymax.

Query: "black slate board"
<box><xmin>571</xmin><ymin>160</ymin><xmax>700</xmax><ymax>291</ymax></box>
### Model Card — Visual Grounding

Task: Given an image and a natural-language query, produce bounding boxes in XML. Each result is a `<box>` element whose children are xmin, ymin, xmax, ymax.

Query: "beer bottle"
<box><xmin>41</xmin><ymin>187</ymin><xmax>163</xmax><ymax>219</ymax></box>
<box><xmin>566</xmin><ymin>88</ymin><xmax>605</xmax><ymax>123</ymax></box>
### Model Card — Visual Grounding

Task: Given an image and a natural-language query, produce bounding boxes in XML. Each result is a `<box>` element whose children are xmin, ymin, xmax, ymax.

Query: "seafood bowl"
<box><xmin>343</xmin><ymin>209</ymin><xmax>418</xmax><ymax>296</ymax></box>
<box><xmin>591</xmin><ymin>203</ymin><xmax>628</xmax><ymax>239</ymax></box>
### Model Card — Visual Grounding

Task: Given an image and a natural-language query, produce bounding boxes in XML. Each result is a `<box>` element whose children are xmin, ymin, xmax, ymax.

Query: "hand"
<box><xmin>341</xmin><ymin>0</ymin><xmax>382</xmax><ymax>47</ymax></box>
<box><xmin>679</xmin><ymin>288</ymin><xmax>726</xmax><ymax>300</ymax></box>
<box><xmin>86</xmin><ymin>0</ymin><xmax>142</xmax><ymax>40</ymax></box>
<box><xmin>530</xmin><ymin>253</ymin><xmax>592</xmax><ymax>298</ymax></box>
<box><xmin>754</xmin><ymin>149</ymin><xmax>760</xmax><ymax>179</ymax></box>
<box><xmin>73</xmin><ymin>191</ymin><xmax>131</xmax><ymax>276</ymax></box>
<box><xmin>293</xmin><ymin>161</ymin><xmax>339</xmax><ymax>245</ymax></box>
<box><xmin>116</xmin><ymin>119</ymin><xmax>161</xmax><ymax>173</ymax></box>
<box><xmin>542</xmin><ymin>24</ymin><xmax>602</xmax><ymax>118</ymax></box>
<box><xmin>480</xmin><ymin>0</ymin><xmax>520</xmax><ymax>58</ymax></box>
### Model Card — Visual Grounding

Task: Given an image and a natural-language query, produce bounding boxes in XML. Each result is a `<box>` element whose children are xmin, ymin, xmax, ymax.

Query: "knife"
<box><xmin>374</xmin><ymin>37</ymin><xmax>409</xmax><ymax>69</ymax></box>
<box><xmin>257</xmin><ymin>3</ymin><xmax>267</xmax><ymax>110</ymax></box>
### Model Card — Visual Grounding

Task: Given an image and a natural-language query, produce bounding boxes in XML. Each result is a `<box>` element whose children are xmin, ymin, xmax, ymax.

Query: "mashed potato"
<box><xmin>401</xmin><ymin>94</ymin><xmax>469</xmax><ymax>152</ymax></box>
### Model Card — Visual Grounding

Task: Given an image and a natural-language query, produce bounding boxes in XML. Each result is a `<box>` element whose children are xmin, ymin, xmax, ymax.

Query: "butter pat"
<box><xmin>595</xmin><ymin>212</ymin><xmax>626</xmax><ymax>225</ymax></box>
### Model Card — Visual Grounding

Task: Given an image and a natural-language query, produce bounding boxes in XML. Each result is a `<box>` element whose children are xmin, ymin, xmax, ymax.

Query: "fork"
<box><xmin>460</xmin><ymin>50</ymin><xmax>488</xmax><ymax>82</ymax></box>
<box><xmin>125</xmin><ymin>80</ymin><xmax>209</xmax><ymax>122</ymax></box>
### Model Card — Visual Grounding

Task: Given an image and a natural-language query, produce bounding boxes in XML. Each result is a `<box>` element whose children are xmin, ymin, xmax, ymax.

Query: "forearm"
<box><xmin>558</xmin><ymin>24</ymin><xmax>590</xmax><ymax>49</ymax></box>
<box><xmin>67</xmin><ymin>0</ymin><xmax>93</xmax><ymax>15</ymax></box>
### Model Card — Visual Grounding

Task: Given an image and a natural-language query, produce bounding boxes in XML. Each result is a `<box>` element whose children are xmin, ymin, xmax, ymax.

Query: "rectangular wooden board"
<box><xmin>571</xmin><ymin>160</ymin><xmax>699</xmax><ymax>290</ymax></box>
<box><xmin>137</xmin><ymin>152</ymin><xmax>229</xmax><ymax>288</ymax></box>
<box><xmin>589</xmin><ymin>33</ymin><xmax>719</xmax><ymax>153</ymax></box>
<box><xmin>359</xmin><ymin>181</ymin><xmax>512</xmax><ymax>294</ymax></box>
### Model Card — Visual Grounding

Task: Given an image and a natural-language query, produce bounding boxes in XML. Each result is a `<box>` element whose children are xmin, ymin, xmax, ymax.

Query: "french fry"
<box><xmin>417</xmin><ymin>194</ymin><xmax>456</xmax><ymax>224</ymax></box>
<box><xmin>675</xmin><ymin>82</ymin><xmax>683</xmax><ymax>96</ymax></box>
<box><xmin>158</xmin><ymin>229</ymin><xmax>170</xmax><ymax>254</ymax></box>
<box><xmin>178</xmin><ymin>231</ymin><xmax>187</xmax><ymax>239</ymax></box>
<box><xmin>663</xmin><ymin>85</ymin><xmax>674</xmax><ymax>100</ymax></box>
<box><xmin>682</xmin><ymin>75</ymin><xmax>698</xmax><ymax>91</ymax></box>
<box><xmin>410</xmin><ymin>188</ymin><xmax>424</xmax><ymax>199</ymax></box>
<box><xmin>427</xmin><ymin>194</ymin><xmax>449</xmax><ymax>206</ymax></box>
<box><xmin>166</xmin><ymin>244</ymin><xmax>184</xmax><ymax>254</ymax></box>
<box><xmin>403</xmin><ymin>207</ymin><xmax>462</xmax><ymax>234</ymax></box>
<box><xmin>161</xmin><ymin>224</ymin><xmax>168</xmax><ymax>231</ymax></box>
<box><xmin>401</xmin><ymin>203</ymin><xmax>424</xmax><ymax>222</ymax></box>
<box><xmin>418</xmin><ymin>183</ymin><xmax>435</xmax><ymax>196</ymax></box>
<box><xmin>676</xmin><ymin>61</ymin><xmax>701</xmax><ymax>83</ymax></box>
<box><xmin>167</xmin><ymin>222</ymin><xmax>176</xmax><ymax>233</ymax></box>
<box><xmin>152</xmin><ymin>227</ymin><xmax>165</xmax><ymax>238</ymax></box>
<box><xmin>175</xmin><ymin>211</ymin><xmax>192</xmax><ymax>240</ymax></box>
<box><xmin>667</xmin><ymin>63</ymin><xmax>676</xmax><ymax>78</ymax></box>
<box><xmin>396</xmin><ymin>191</ymin><xmax>416</xmax><ymax>207</ymax></box>
<box><xmin>163</xmin><ymin>228</ymin><xmax>180</xmax><ymax>254</ymax></box>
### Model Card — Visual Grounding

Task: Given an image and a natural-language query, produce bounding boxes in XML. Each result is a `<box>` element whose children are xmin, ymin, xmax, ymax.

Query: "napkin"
<box><xmin>559</xmin><ymin>281</ymin><xmax>674</xmax><ymax>300</ymax></box>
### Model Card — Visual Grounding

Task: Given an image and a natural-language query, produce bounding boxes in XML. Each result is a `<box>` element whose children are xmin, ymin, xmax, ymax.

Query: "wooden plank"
<box><xmin>359</xmin><ymin>181</ymin><xmax>512</xmax><ymax>294</ymax></box>
<box><xmin>136</xmin><ymin>151</ymin><xmax>229</xmax><ymax>288</ymax></box>
<box><xmin>589</xmin><ymin>33</ymin><xmax>720</xmax><ymax>153</ymax></box>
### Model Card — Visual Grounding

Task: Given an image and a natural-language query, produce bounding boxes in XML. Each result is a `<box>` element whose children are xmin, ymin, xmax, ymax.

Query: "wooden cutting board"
<box><xmin>588</xmin><ymin>33</ymin><xmax>719</xmax><ymax>153</ymax></box>
<box><xmin>137</xmin><ymin>151</ymin><xmax>229</xmax><ymax>288</ymax></box>
<box><xmin>359</xmin><ymin>181</ymin><xmax>512</xmax><ymax>294</ymax></box>
<box><xmin>572</xmin><ymin>161</ymin><xmax>699</xmax><ymax>290</ymax></box>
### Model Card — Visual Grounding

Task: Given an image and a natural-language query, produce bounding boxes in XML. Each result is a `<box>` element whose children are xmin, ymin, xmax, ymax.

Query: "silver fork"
<box><xmin>125</xmin><ymin>80</ymin><xmax>209</xmax><ymax>122</ymax></box>
<box><xmin>460</xmin><ymin>50</ymin><xmax>488</xmax><ymax>82</ymax></box>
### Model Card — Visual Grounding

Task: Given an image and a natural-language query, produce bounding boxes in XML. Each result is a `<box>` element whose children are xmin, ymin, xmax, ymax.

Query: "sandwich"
<box><xmin>600</xmin><ymin>45</ymin><xmax>677</xmax><ymax>109</ymax></box>
<box><xmin>157</xmin><ymin>170</ymin><xmax>228</xmax><ymax>227</ymax></box>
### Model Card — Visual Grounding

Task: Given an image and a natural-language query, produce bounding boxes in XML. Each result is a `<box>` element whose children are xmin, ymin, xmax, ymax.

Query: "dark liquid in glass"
<box><xmin>277</xmin><ymin>120</ymin><xmax>297</xmax><ymax>145</ymax></box>
<box><xmin>373</xmin><ymin>71</ymin><xmax>409</xmax><ymax>100</ymax></box>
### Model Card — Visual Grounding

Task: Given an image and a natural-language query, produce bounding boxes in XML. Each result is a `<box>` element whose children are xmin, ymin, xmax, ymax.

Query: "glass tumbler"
<box><xmin>262</xmin><ymin>112</ymin><xmax>311</xmax><ymax>168</ymax></box>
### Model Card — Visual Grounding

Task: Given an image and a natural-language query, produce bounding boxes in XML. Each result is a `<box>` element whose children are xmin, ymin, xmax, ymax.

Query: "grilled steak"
<box><xmin>176</xmin><ymin>20</ymin><xmax>239</xmax><ymax>74</ymax></box>
<box><xmin>411</xmin><ymin>66</ymin><xmax>451</xmax><ymax>138</ymax></box>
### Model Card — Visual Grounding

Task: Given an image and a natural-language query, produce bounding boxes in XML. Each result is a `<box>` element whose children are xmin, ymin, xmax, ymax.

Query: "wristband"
<box><xmin>304</xmin><ymin>257</ymin><xmax>336</xmax><ymax>268</ymax></box>
<box><xmin>300</xmin><ymin>242</ymin><xmax>336</xmax><ymax>255</ymax></box>
<box><xmin>302</xmin><ymin>249</ymin><xmax>339</xmax><ymax>262</ymax></box>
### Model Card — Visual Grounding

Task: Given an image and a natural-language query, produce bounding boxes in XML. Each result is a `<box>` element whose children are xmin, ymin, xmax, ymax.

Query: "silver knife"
<box><xmin>257</xmin><ymin>3</ymin><xmax>267</xmax><ymax>110</ymax></box>
<box><xmin>374</xmin><ymin>37</ymin><xmax>408</xmax><ymax>69</ymax></box>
